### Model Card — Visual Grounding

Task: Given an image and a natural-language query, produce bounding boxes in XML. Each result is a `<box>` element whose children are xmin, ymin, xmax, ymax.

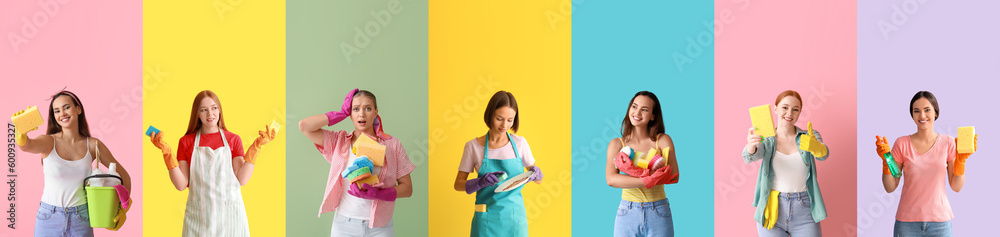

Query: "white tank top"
<box><xmin>41</xmin><ymin>138</ymin><xmax>93</xmax><ymax>207</ymax></box>
<box><xmin>771</xmin><ymin>150</ymin><xmax>808</xmax><ymax>193</ymax></box>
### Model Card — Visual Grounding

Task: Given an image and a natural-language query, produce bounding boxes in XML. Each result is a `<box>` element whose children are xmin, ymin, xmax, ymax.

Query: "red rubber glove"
<box><xmin>614</xmin><ymin>152</ymin><xmax>649</xmax><ymax>177</ymax></box>
<box><xmin>640</xmin><ymin>165</ymin><xmax>679</xmax><ymax>189</ymax></box>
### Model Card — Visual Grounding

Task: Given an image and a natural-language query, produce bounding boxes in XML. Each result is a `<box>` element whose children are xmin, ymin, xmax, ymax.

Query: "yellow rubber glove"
<box><xmin>954</xmin><ymin>134</ymin><xmax>977</xmax><ymax>176</ymax></box>
<box><xmin>763</xmin><ymin>190</ymin><xmax>779</xmax><ymax>229</ymax></box>
<box><xmin>243</xmin><ymin>123</ymin><xmax>277</xmax><ymax>164</ymax></box>
<box><xmin>11</xmin><ymin>109</ymin><xmax>38</xmax><ymax>146</ymax></box>
<box><xmin>151</xmin><ymin>131</ymin><xmax>178</xmax><ymax>170</ymax></box>
<box><xmin>106</xmin><ymin>202</ymin><xmax>130</xmax><ymax>231</ymax></box>
<box><xmin>14</xmin><ymin>127</ymin><xmax>35</xmax><ymax>146</ymax></box>
<box><xmin>798</xmin><ymin>122</ymin><xmax>828</xmax><ymax>157</ymax></box>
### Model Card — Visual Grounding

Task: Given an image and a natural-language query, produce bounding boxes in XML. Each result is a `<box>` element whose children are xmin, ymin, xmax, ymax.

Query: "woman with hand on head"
<box><xmin>743</xmin><ymin>90</ymin><xmax>829</xmax><ymax>237</ymax></box>
<box><xmin>453</xmin><ymin>90</ymin><xmax>543</xmax><ymax>237</ymax></box>
<box><xmin>875</xmin><ymin>91</ymin><xmax>973</xmax><ymax>236</ymax></box>
<box><xmin>605</xmin><ymin>91</ymin><xmax>680</xmax><ymax>237</ymax></box>
<box><xmin>298</xmin><ymin>88</ymin><xmax>415</xmax><ymax>237</ymax></box>
<box><xmin>15</xmin><ymin>90</ymin><xmax>133</xmax><ymax>236</ymax></box>
<box><xmin>148</xmin><ymin>90</ymin><xmax>277</xmax><ymax>236</ymax></box>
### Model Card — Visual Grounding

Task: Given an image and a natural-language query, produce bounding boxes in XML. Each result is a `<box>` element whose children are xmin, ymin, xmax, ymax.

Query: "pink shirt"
<box><xmin>458</xmin><ymin>134</ymin><xmax>536</xmax><ymax>173</ymax></box>
<box><xmin>315</xmin><ymin>130</ymin><xmax>415</xmax><ymax>228</ymax></box>
<box><xmin>893</xmin><ymin>134</ymin><xmax>956</xmax><ymax>222</ymax></box>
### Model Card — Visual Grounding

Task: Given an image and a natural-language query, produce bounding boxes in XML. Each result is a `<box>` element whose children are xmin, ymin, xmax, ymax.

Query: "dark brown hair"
<box><xmin>621</xmin><ymin>91</ymin><xmax>664</xmax><ymax>142</ymax></box>
<box><xmin>909</xmin><ymin>91</ymin><xmax>939</xmax><ymax>120</ymax></box>
<box><xmin>483</xmin><ymin>90</ymin><xmax>519</xmax><ymax>133</ymax></box>
<box><xmin>774</xmin><ymin>90</ymin><xmax>803</xmax><ymax>108</ymax></box>
<box><xmin>46</xmin><ymin>90</ymin><xmax>90</xmax><ymax>137</ymax></box>
<box><xmin>185</xmin><ymin>90</ymin><xmax>228</xmax><ymax>135</ymax></box>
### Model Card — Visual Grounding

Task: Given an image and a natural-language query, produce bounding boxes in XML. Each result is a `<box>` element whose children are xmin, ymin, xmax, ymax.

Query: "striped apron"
<box><xmin>182</xmin><ymin>131</ymin><xmax>251</xmax><ymax>237</ymax></box>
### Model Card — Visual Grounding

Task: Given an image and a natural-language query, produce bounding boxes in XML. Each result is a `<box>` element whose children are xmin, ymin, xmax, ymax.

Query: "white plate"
<box><xmin>495</xmin><ymin>171</ymin><xmax>534</xmax><ymax>193</ymax></box>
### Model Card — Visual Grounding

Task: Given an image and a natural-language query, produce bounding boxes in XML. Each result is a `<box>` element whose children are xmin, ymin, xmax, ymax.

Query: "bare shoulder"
<box><xmin>657</xmin><ymin>133</ymin><xmax>674</xmax><ymax>147</ymax></box>
<box><xmin>608</xmin><ymin>137</ymin><xmax>623</xmax><ymax>150</ymax></box>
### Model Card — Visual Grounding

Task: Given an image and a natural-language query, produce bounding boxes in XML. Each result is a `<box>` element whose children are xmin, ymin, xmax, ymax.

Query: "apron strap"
<box><xmin>192</xmin><ymin>132</ymin><xmax>201</xmax><ymax>158</ymax></box>
<box><xmin>481</xmin><ymin>132</ymin><xmax>523</xmax><ymax>174</ymax></box>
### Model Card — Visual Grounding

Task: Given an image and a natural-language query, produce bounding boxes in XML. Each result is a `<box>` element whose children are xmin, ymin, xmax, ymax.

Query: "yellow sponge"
<box><xmin>353</xmin><ymin>134</ymin><xmax>386</xmax><ymax>166</ymax></box>
<box><xmin>11</xmin><ymin>106</ymin><xmax>43</xmax><ymax>135</ymax></box>
<box><xmin>269</xmin><ymin>120</ymin><xmax>281</xmax><ymax>133</ymax></box>
<box><xmin>634</xmin><ymin>148</ymin><xmax>658</xmax><ymax>169</ymax></box>
<box><xmin>749</xmin><ymin>104</ymin><xmax>776</xmax><ymax>138</ymax></box>
<box><xmin>355</xmin><ymin>174</ymin><xmax>379</xmax><ymax>190</ymax></box>
<box><xmin>957</xmin><ymin>126</ymin><xmax>976</xmax><ymax>154</ymax></box>
<box><xmin>475</xmin><ymin>204</ymin><xmax>486</xmax><ymax>212</ymax></box>
<box><xmin>661</xmin><ymin>147</ymin><xmax>671</xmax><ymax>164</ymax></box>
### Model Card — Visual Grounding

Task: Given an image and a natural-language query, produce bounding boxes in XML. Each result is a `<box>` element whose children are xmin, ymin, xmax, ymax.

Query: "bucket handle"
<box><xmin>83</xmin><ymin>174</ymin><xmax>124</xmax><ymax>191</ymax></box>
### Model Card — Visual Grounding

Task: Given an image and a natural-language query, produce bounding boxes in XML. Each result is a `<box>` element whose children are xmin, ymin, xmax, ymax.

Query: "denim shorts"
<box><xmin>34</xmin><ymin>202</ymin><xmax>94</xmax><ymax>237</ymax></box>
<box><xmin>614</xmin><ymin>198</ymin><xmax>673</xmax><ymax>237</ymax></box>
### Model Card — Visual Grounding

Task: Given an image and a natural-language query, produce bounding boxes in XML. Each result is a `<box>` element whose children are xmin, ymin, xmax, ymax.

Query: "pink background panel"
<box><xmin>715</xmin><ymin>0</ymin><xmax>857</xmax><ymax>236</ymax></box>
<box><xmin>0</xmin><ymin>0</ymin><xmax>142</xmax><ymax>236</ymax></box>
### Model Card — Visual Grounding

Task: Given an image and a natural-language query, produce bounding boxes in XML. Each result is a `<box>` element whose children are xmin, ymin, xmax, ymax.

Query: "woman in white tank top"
<box><xmin>15</xmin><ymin>90</ymin><xmax>134</xmax><ymax>236</ymax></box>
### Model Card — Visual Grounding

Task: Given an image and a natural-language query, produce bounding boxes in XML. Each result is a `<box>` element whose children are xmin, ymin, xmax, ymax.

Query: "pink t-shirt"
<box><xmin>893</xmin><ymin>134</ymin><xmax>956</xmax><ymax>222</ymax></box>
<box><xmin>458</xmin><ymin>134</ymin><xmax>535</xmax><ymax>173</ymax></box>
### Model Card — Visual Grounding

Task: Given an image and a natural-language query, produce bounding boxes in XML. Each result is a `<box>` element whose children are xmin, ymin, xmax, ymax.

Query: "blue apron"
<box><xmin>470</xmin><ymin>132</ymin><xmax>529</xmax><ymax>237</ymax></box>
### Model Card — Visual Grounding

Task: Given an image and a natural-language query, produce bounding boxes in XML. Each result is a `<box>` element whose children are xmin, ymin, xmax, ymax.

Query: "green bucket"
<box><xmin>84</xmin><ymin>174</ymin><xmax>122</xmax><ymax>228</ymax></box>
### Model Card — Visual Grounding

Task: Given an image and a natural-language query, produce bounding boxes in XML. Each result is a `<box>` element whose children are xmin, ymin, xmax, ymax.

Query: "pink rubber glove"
<box><xmin>614</xmin><ymin>152</ymin><xmax>649</xmax><ymax>177</ymax></box>
<box><xmin>349</xmin><ymin>183</ymin><xmax>397</xmax><ymax>202</ymax></box>
<box><xmin>326</xmin><ymin>88</ymin><xmax>359</xmax><ymax>126</ymax></box>
<box><xmin>640</xmin><ymin>165</ymin><xmax>679</xmax><ymax>188</ymax></box>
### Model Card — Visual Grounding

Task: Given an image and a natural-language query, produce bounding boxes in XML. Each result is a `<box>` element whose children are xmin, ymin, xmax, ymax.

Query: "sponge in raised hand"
<box><xmin>269</xmin><ymin>120</ymin><xmax>281</xmax><ymax>133</ymax></box>
<box><xmin>145</xmin><ymin>126</ymin><xmax>160</xmax><ymax>137</ymax></box>
<box><xmin>749</xmin><ymin>104</ymin><xmax>776</xmax><ymax>138</ymax></box>
<box><xmin>11</xmin><ymin>106</ymin><xmax>43</xmax><ymax>135</ymax></box>
<box><xmin>957</xmin><ymin>126</ymin><xmax>976</xmax><ymax>154</ymax></box>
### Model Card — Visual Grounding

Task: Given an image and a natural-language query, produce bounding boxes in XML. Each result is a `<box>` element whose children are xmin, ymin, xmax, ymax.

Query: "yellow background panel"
<box><xmin>429</xmin><ymin>0</ymin><xmax>571</xmax><ymax>236</ymax></box>
<box><xmin>143</xmin><ymin>1</ymin><xmax>285</xmax><ymax>236</ymax></box>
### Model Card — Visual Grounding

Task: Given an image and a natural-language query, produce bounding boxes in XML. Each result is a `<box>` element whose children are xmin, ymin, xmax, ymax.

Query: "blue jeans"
<box><xmin>330</xmin><ymin>213</ymin><xmax>394</xmax><ymax>237</ymax></box>
<box><xmin>756</xmin><ymin>191</ymin><xmax>821</xmax><ymax>237</ymax></box>
<box><xmin>34</xmin><ymin>202</ymin><xmax>94</xmax><ymax>237</ymax></box>
<box><xmin>614</xmin><ymin>198</ymin><xmax>674</xmax><ymax>237</ymax></box>
<box><xmin>893</xmin><ymin>220</ymin><xmax>952</xmax><ymax>237</ymax></box>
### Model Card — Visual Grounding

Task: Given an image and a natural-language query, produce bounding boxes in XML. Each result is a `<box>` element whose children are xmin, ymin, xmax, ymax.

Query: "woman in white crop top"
<box><xmin>16</xmin><ymin>90</ymin><xmax>133</xmax><ymax>236</ymax></box>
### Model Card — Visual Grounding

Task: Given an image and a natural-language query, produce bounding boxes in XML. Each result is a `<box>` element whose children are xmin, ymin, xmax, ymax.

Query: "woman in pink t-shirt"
<box><xmin>875</xmin><ymin>91</ymin><xmax>977</xmax><ymax>236</ymax></box>
<box><xmin>298</xmin><ymin>88</ymin><xmax>415</xmax><ymax>237</ymax></box>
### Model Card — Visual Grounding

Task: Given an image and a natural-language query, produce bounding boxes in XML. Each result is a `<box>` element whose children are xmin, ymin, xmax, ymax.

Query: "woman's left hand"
<box><xmin>254</xmin><ymin>124</ymin><xmax>278</xmax><ymax>146</ymax></box>
<box><xmin>528</xmin><ymin>166</ymin><xmax>543</xmax><ymax>183</ymax></box>
<box><xmin>349</xmin><ymin>183</ymin><xmax>397</xmax><ymax>202</ymax></box>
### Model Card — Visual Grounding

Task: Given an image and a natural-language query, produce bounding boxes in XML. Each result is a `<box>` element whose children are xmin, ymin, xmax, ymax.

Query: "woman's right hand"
<box><xmin>151</xmin><ymin>131</ymin><xmax>171</xmax><ymax>152</ymax></box>
<box><xmin>875</xmin><ymin>136</ymin><xmax>890</xmax><ymax>157</ymax></box>
<box><xmin>746</xmin><ymin>127</ymin><xmax>762</xmax><ymax>154</ymax></box>
<box><xmin>325</xmin><ymin>88</ymin><xmax>359</xmax><ymax>126</ymax></box>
